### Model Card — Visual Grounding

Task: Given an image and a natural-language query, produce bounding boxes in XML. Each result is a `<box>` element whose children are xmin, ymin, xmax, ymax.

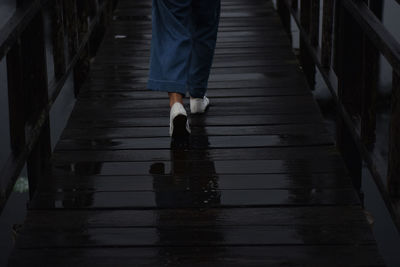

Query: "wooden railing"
<box><xmin>276</xmin><ymin>0</ymin><xmax>400</xmax><ymax>230</ymax></box>
<box><xmin>0</xmin><ymin>0</ymin><xmax>117</xmax><ymax>213</ymax></box>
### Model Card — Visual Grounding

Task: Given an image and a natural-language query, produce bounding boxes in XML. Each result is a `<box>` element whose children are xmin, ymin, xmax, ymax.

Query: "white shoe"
<box><xmin>169</xmin><ymin>102</ymin><xmax>191</xmax><ymax>137</ymax></box>
<box><xmin>190</xmin><ymin>96</ymin><xmax>210</xmax><ymax>114</ymax></box>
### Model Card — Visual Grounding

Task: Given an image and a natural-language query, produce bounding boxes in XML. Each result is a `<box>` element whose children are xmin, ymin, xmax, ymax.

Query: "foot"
<box><xmin>169</xmin><ymin>102</ymin><xmax>191</xmax><ymax>137</ymax></box>
<box><xmin>190</xmin><ymin>96</ymin><xmax>210</xmax><ymax>114</ymax></box>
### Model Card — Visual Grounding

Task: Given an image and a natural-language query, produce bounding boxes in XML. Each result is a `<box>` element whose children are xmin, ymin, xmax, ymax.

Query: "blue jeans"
<box><xmin>147</xmin><ymin>0</ymin><xmax>221</xmax><ymax>98</ymax></box>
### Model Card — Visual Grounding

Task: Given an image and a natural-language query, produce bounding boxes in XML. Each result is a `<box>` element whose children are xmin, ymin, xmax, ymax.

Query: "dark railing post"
<box><xmin>291</xmin><ymin>0</ymin><xmax>298</xmax><ymax>10</ymax></box>
<box><xmin>74</xmin><ymin>0</ymin><xmax>91</xmax><ymax>95</ymax></box>
<box><xmin>63</xmin><ymin>0</ymin><xmax>79</xmax><ymax>63</ymax></box>
<box><xmin>309</xmin><ymin>0</ymin><xmax>320</xmax><ymax>47</ymax></box>
<box><xmin>7</xmin><ymin>41</ymin><xmax>26</xmax><ymax>155</ymax></box>
<box><xmin>88</xmin><ymin>0</ymin><xmax>99</xmax><ymax>18</ymax></box>
<box><xmin>50</xmin><ymin>0</ymin><xmax>67</xmax><ymax>80</ymax></box>
<box><xmin>299</xmin><ymin>0</ymin><xmax>315</xmax><ymax>89</ymax></box>
<box><xmin>332</xmin><ymin>0</ymin><xmax>341</xmax><ymax>74</ymax></box>
<box><xmin>105</xmin><ymin>0</ymin><xmax>116</xmax><ymax>26</ymax></box>
<box><xmin>7</xmin><ymin>0</ymin><xmax>28</xmax><ymax>157</ymax></box>
<box><xmin>21</xmin><ymin>12</ymin><xmax>52</xmax><ymax>199</ymax></box>
<box><xmin>361</xmin><ymin>1</ymin><xmax>382</xmax><ymax>148</ymax></box>
<box><xmin>277</xmin><ymin>0</ymin><xmax>291</xmax><ymax>40</ymax></box>
<box><xmin>335</xmin><ymin>3</ymin><xmax>363</xmax><ymax>198</ymax></box>
<box><xmin>76</xmin><ymin>0</ymin><xmax>89</xmax><ymax>42</ymax></box>
<box><xmin>321</xmin><ymin>0</ymin><xmax>334</xmax><ymax>68</ymax></box>
<box><xmin>388</xmin><ymin>71</ymin><xmax>400</xmax><ymax>198</ymax></box>
<box><xmin>361</xmin><ymin>38</ymin><xmax>378</xmax><ymax>148</ymax></box>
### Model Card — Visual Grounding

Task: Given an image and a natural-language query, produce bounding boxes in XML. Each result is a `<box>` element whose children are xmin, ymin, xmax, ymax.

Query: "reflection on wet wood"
<box><xmin>9</xmin><ymin>0</ymin><xmax>384</xmax><ymax>265</ymax></box>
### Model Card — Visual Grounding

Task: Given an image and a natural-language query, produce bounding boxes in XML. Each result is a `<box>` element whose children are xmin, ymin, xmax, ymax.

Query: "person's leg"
<box><xmin>149</xmin><ymin>0</ymin><xmax>192</xmax><ymax>137</ymax></box>
<box><xmin>168</xmin><ymin>92</ymin><xmax>183</xmax><ymax>107</ymax></box>
<box><xmin>187</xmin><ymin>0</ymin><xmax>221</xmax><ymax>98</ymax></box>
<box><xmin>148</xmin><ymin>0</ymin><xmax>192</xmax><ymax>98</ymax></box>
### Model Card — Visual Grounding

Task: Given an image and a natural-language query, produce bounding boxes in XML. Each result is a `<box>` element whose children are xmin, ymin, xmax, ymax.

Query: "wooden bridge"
<box><xmin>3</xmin><ymin>0</ymin><xmax>400</xmax><ymax>265</ymax></box>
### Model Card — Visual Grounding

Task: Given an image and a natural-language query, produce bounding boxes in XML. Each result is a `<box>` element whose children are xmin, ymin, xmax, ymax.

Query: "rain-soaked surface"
<box><xmin>0</xmin><ymin>0</ymin><xmax>399</xmax><ymax>265</ymax></box>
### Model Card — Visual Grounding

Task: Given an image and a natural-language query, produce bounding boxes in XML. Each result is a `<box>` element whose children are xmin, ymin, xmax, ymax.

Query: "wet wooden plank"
<box><xmin>108</xmin><ymin>25</ymin><xmax>287</xmax><ymax>34</ymax></box>
<box><xmin>78</xmin><ymin>87</ymin><xmax>311</xmax><ymax>99</ymax></box>
<box><xmin>15</xmin><ymin>224</ymin><xmax>373</xmax><ymax>248</ymax></box>
<box><xmin>88</xmin><ymin>67</ymin><xmax>305</xmax><ymax>79</ymax></box>
<box><xmin>37</xmin><ymin>173</ymin><xmax>352</xmax><ymax>193</ymax></box>
<box><xmin>105</xmin><ymin>28</ymin><xmax>291</xmax><ymax>40</ymax></box>
<box><xmin>99</xmin><ymin>40</ymin><xmax>294</xmax><ymax>50</ymax></box>
<box><xmin>29</xmin><ymin>188</ymin><xmax>360</xmax><ymax>209</ymax></box>
<box><xmin>69</xmin><ymin>104</ymin><xmax>320</xmax><ymax>119</ymax></box>
<box><xmin>55</xmin><ymin>134</ymin><xmax>333</xmax><ymax>150</ymax></box>
<box><xmin>83</xmin><ymin>85</ymin><xmax>307</xmax><ymax>94</ymax></box>
<box><xmin>96</xmin><ymin>51</ymin><xmax>296</xmax><ymax>62</ymax></box>
<box><xmin>86</xmin><ymin>67</ymin><xmax>306</xmax><ymax>81</ymax></box>
<box><xmin>69</xmin><ymin>104</ymin><xmax>323</xmax><ymax>118</ymax></box>
<box><xmin>93</xmin><ymin>56</ymin><xmax>298</xmax><ymax>66</ymax></box>
<box><xmin>114</xmin><ymin>11</ymin><xmax>280</xmax><ymax>22</ymax></box>
<box><xmin>19</xmin><ymin>206</ymin><xmax>367</xmax><ymax>229</ymax></box>
<box><xmin>83</xmin><ymin>80</ymin><xmax>306</xmax><ymax>92</ymax></box>
<box><xmin>49</xmin><ymin>158</ymin><xmax>348</xmax><ymax>174</ymax></box>
<box><xmin>105</xmin><ymin>36</ymin><xmax>291</xmax><ymax>45</ymax></box>
<box><xmin>9</xmin><ymin>245</ymin><xmax>385</xmax><ymax>267</ymax></box>
<box><xmin>66</xmin><ymin>114</ymin><xmax>324</xmax><ymax>128</ymax></box>
<box><xmin>51</xmin><ymin>146</ymin><xmax>343</xmax><ymax>162</ymax></box>
<box><xmin>61</xmin><ymin>124</ymin><xmax>330</xmax><ymax>139</ymax></box>
<box><xmin>75</xmin><ymin>95</ymin><xmax>315</xmax><ymax>106</ymax></box>
<box><xmin>87</xmin><ymin>72</ymin><xmax>307</xmax><ymax>84</ymax></box>
<box><xmin>96</xmin><ymin>47</ymin><xmax>294</xmax><ymax>57</ymax></box>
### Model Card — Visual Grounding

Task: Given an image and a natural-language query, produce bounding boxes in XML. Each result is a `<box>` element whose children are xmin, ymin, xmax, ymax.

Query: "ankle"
<box><xmin>168</xmin><ymin>92</ymin><xmax>184</xmax><ymax>108</ymax></box>
<box><xmin>170</xmin><ymin>99</ymin><xmax>183</xmax><ymax>108</ymax></box>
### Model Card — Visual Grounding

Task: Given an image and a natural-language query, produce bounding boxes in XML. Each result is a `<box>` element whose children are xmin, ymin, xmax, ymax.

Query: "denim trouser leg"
<box><xmin>187</xmin><ymin>0</ymin><xmax>221</xmax><ymax>98</ymax></box>
<box><xmin>147</xmin><ymin>0</ymin><xmax>220</xmax><ymax>97</ymax></box>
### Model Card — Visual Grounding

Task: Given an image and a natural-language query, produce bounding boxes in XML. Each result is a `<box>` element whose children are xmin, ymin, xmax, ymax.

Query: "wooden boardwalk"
<box><xmin>9</xmin><ymin>0</ymin><xmax>384</xmax><ymax>266</ymax></box>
